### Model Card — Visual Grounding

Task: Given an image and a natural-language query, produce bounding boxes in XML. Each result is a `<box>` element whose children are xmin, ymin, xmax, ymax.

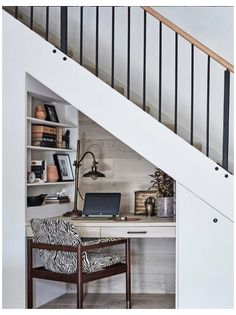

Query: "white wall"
<box><xmin>176</xmin><ymin>183</ymin><xmax>234</xmax><ymax>308</ymax></box>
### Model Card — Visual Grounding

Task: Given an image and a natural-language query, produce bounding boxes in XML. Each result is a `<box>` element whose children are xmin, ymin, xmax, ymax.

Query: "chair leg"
<box><xmin>126</xmin><ymin>239</ymin><xmax>131</xmax><ymax>309</ymax></box>
<box><xmin>77</xmin><ymin>245</ymin><xmax>83</xmax><ymax>309</ymax></box>
<box><xmin>77</xmin><ymin>281</ymin><xmax>83</xmax><ymax>309</ymax></box>
<box><xmin>27</xmin><ymin>239</ymin><xmax>33</xmax><ymax>309</ymax></box>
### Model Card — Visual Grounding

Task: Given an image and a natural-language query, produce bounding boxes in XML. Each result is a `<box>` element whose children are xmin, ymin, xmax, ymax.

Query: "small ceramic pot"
<box><xmin>35</xmin><ymin>105</ymin><xmax>46</xmax><ymax>120</ymax></box>
<box><xmin>47</xmin><ymin>165</ymin><xmax>59</xmax><ymax>182</ymax></box>
<box><xmin>156</xmin><ymin>197</ymin><xmax>174</xmax><ymax>217</ymax></box>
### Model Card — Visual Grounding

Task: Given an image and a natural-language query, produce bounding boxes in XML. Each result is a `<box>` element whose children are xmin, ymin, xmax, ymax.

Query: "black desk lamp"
<box><xmin>63</xmin><ymin>140</ymin><xmax>105</xmax><ymax>218</ymax></box>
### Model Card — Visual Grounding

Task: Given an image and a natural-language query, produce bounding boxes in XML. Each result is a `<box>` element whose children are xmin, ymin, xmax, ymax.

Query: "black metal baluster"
<box><xmin>80</xmin><ymin>7</ymin><xmax>83</xmax><ymax>65</ymax></box>
<box><xmin>190</xmin><ymin>44</ymin><xmax>194</xmax><ymax>145</ymax></box>
<box><xmin>222</xmin><ymin>70</ymin><xmax>230</xmax><ymax>171</ymax></box>
<box><xmin>159</xmin><ymin>21</ymin><xmax>162</xmax><ymax>122</ymax></box>
<box><xmin>15</xmin><ymin>6</ymin><xmax>18</xmax><ymax>19</ymax></box>
<box><xmin>174</xmin><ymin>33</ymin><xmax>178</xmax><ymax>134</ymax></box>
<box><xmin>143</xmin><ymin>10</ymin><xmax>147</xmax><ymax>111</ymax></box>
<box><xmin>30</xmin><ymin>7</ymin><xmax>34</xmax><ymax>30</ymax></box>
<box><xmin>206</xmin><ymin>56</ymin><xmax>211</xmax><ymax>157</ymax></box>
<box><xmin>60</xmin><ymin>7</ymin><xmax>68</xmax><ymax>54</ymax></box>
<box><xmin>95</xmin><ymin>7</ymin><xmax>99</xmax><ymax>77</ymax></box>
<box><xmin>127</xmin><ymin>7</ymin><xmax>131</xmax><ymax>100</ymax></box>
<box><xmin>111</xmin><ymin>7</ymin><xmax>115</xmax><ymax>88</ymax></box>
<box><xmin>45</xmin><ymin>7</ymin><xmax>49</xmax><ymax>41</ymax></box>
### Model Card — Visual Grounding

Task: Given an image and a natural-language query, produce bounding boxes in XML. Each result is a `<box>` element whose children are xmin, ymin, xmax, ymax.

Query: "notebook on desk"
<box><xmin>81</xmin><ymin>192</ymin><xmax>121</xmax><ymax>218</ymax></box>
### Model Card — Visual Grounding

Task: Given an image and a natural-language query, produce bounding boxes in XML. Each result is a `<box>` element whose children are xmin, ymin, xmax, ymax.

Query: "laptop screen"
<box><xmin>83</xmin><ymin>193</ymin><xmax>121</xmax><ymax>217</ymax></box>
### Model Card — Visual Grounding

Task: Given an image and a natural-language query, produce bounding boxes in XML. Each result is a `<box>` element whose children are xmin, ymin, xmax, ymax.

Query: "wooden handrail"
<box><xmin>142</xmin><ymin>6</ymin><xmax>234</xmax><ymax>73</ymax></box>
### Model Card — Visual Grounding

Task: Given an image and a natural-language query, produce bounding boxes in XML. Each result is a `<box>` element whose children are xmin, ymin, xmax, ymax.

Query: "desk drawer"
<box><xmin>101</xmin><ymin>226</ymin><xmax>175</xmax><ymax>238</ymax></box>
<box><xmin>77</xmin><ymin>227</ymin><xmax>101</xmax><ymax>238</ymax></box>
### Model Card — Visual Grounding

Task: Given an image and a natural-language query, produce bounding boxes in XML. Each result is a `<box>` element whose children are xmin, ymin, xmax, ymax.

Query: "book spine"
<box><xmin>32</xmin><ymin>125</ymin><xmax>57</xmax><ymax>134</ymax></box>
<box><xmin>32</xmin><ymin>132</ymin><xmax>57</xmax><ymax>139</ymax></box>
<box><xmin>31</xmin><ymin>160</ymin><xmax>44</xmax><ymax>166</ymax></box>
<box><xmin>56</xmin><ymin>127</ymin><xmax>63</xmax><ymax>149</ymax></box>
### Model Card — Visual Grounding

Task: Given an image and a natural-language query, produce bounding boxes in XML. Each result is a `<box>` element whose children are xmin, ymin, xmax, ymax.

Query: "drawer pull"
<box><xmin>127</xmin><ymin>231</ymin><xmax>147</xmax><ymax>234</ymax></box>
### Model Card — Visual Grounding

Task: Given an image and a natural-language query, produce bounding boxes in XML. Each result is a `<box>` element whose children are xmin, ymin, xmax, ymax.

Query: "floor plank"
<box><xmin>38</xmin><ymin>293</ymin><xmax>175</xmax><ymax>309</ymax></box>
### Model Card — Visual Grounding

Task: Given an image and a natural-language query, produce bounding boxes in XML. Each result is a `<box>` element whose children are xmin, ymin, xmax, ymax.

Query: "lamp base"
<box><xmin>63</xmin><ymin>209</ymin><xmax>83</xmax><ymax>218</ymax></box>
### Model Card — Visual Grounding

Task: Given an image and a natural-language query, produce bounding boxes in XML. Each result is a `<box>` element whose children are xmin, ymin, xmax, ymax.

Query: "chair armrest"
<box><xmin>81</xmin><ymin>238</ymin><xmax>127</xmax><ymax>251</ymax></box>
<box><xmin>29</xmin><ymin>239</ymin><xmax>78</xmax><ymax>252</ymax></box>
<box><xmin>28</xmin><ymin>238</ymin><xmax>127</xmax><ymax>252</ymax></box>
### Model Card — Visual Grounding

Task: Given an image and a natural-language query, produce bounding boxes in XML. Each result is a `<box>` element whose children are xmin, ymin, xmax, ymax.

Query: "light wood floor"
<box><xmin>38</xmin><ymin>293</ymin><xmax>175</xmax><ymax>309</ymax></box>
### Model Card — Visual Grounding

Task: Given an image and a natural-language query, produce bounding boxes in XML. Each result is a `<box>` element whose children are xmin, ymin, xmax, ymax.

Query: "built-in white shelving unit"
<box><xmin>26</xmin><ymin>92</ymin><xmax>78</xmax><ymax>216</ymax></box>
<box><xmin>27</xmin><ymin>145</ymin><xmax>76</xmax><ymax>152</ymax></box>
<box><xmin>27</xmin><ymin>181</ymin><xmax>74</xmax><ymax>187</ymax></box>
<box><xmin>27</xmin><ymin>116</ymin><xmax>77</xmax><ymax>128</ymax></box>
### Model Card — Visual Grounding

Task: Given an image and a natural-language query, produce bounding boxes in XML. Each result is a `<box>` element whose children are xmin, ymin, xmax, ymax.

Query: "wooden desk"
<box><xmin>26</xmin><ymin>215</ymin><xmax>176</xmax><ymax>238</ymax></box>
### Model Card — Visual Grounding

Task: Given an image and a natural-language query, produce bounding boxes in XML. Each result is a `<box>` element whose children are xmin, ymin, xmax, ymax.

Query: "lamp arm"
<box><xmin>78</xmin><ymin>151</ymin><xmax>97</xmax><ymax>165</ymax></box>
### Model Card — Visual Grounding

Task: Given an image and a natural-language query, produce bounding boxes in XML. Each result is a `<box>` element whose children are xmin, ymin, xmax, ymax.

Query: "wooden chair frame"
<box><xmin>27</xmin><ymin>238</ymin><xmax>131</xmax><ymax>309</ymax></box>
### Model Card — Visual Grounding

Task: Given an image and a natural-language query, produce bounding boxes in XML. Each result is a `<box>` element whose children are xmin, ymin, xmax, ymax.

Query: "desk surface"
<box><xmin>26</xmin><ymin>215</ymin><xmax>176</xmax><ymax>238</ymax></box>
<box><xmin>69</xmin><ymin>215</ymin><xmax>175</xmax><ymax>226</ymax></box>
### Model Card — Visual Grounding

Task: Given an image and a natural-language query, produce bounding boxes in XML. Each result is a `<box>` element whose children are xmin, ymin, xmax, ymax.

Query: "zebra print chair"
<box><xmin>28</xmin><ymin>218</ymin><xmax>131</xmax><ymax>309</ymax></box>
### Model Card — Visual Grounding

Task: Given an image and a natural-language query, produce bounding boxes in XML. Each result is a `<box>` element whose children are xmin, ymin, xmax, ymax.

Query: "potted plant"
<box><xmin>148</xmin><ymin>168</ymin><xmax>175</xmax><ymax>217</ymax></box>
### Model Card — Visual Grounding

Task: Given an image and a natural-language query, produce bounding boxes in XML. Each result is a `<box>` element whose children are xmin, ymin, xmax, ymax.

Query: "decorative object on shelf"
<box><xmin>62</xmin><ymin>130</ymin><xmax>70</xmax><ymax>149</ymax></box>
<box><xmin>148</xmin><ymin>168</ymin><xmax>175</xmax><ymax>217</ymax></box>
<box><xmin>63</xmin><ymin>140</ymin><xmax>105</xmax><ymax>218</ymax></box>
<box><xmin>35</xmin><ymin>105</ymin><xmax>46</xmax><ymax>120</ymax></box>
<box><xmin>56</xmin><ymin>188</ymin><xmax>66</xmax><ymax>197</ymax></box>
<box><xmin>32</xmin><ymin>125</ymin><xmax>57</xmax><ymax>148</ymax></box>
<box><xmin>27</xmin><ymin>171</ymin><xmax>36</xmax><ymax>183</ymax></box>
<box><xmin>53</xmin><ymin>154</ymin><xmax>74</xmax><ymax>181</ymax></box>
<box><xmin>134</xmin><ymin>190</ymin><xmax>157</xmax><ymax>215</ymax></box>
<box><xmin>27</xmin><ymin>194</ymin><xmax>47</xmax><ymax>207</ymax></box>
<box><xmin>47</xmin><ymin>165</ymin><xmax>59</xmax><ymax>182</ymax></box>
<box><xmin>31</xmin><ymin>160</ymin><xmax>47</xmax><ymax>182</ymax></box>
<box><xmin>145</xmin><ymin>196</ymin><xmax>155</xmax><ymax>217</ymax></box>
<box><xmin>44</xmin><ymin>104</ymin><xmax>59</xmax><ymax>123</ymax></box>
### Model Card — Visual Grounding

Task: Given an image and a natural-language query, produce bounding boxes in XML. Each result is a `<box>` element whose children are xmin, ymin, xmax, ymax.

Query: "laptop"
<box><xmin>82</xmin><ymin>192</ymin><xmax>121</xmax><ymax>218</ymax></box>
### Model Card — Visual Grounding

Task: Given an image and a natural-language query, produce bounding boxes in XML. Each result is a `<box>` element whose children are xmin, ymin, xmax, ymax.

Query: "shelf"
<box><xmin>27</xmin><ymin>181</ymin><xmax>74</xmax><ymax>187</ymax></box>
<box><xmin>27</xmin><ymin>145</ymin><xmax>76</xmax><ymax>152</ymax></box>
<box><xmin>27</xmin><ymin>202</ymin><xmax>73</xmax><ymax>211</ymax></box>
<box><xmin>27</xmin><ymin>116</ymin><xmax>77</xmax><ymax>128</ymax></box>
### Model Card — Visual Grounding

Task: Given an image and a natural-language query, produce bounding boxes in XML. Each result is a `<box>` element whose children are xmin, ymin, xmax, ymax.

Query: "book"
<box><xmin>32</xmin><ymin>141</ymin><xmax>57</xmax><ymax>148</ymax></box>
<box><xmin>45</xmin><ymin>195</ymin><xmax>70</xmax><ymax>201</ymax></box>
<box><xmin>32</xmin><ymin>132</ymin><xmax>57</xmax><ymax>139</ymax></box>
<box><xmin>32</xmin><ymin>125</ymin><xmax>57</xmax><ymax>134</ymax></box>
<box><xmin>56</xmin><ymin>127</ymin><xmax>63</xmax><ymax>148</ymax></box>
<box><xmin>45</xmin><ymin>199</ymin><xmax>70</xmax><ymax>204</ymax></box>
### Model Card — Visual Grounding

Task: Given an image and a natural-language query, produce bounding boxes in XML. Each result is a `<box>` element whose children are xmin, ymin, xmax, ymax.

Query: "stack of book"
<box><xmin>31</xmin><ymin>160</ymin><xmax>47</xmax><ymax>182</ymax></box>
<box><xmin>31</xmin><ymin>125</ymin><xmax>64</xmax><ymax>148</ymax></box>
<box><xmin>32</xmin><ymin>125</ymin><xmax>57</xmax><ymax>147</ymax></box>
<box><xmin>45</xmin><ymin>195</ymin><xmax>70</xmax><ymax>204</ymax></box>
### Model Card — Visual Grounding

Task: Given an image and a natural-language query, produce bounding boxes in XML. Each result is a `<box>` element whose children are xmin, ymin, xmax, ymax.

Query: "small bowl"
<box><xmin>27</xmin><ymin>194</ymin><xmax>47</xmax><ymax>207</ymax></box>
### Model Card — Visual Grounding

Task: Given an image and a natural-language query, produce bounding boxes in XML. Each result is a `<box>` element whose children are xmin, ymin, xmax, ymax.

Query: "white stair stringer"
<box><xmin>3</xmin><ymin>11</ymin><xmax>234</xmax><ymax>221</ymax></box>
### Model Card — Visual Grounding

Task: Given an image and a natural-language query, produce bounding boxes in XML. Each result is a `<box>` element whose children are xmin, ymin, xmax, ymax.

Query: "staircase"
<box><xmin>4</xmin><ymin>6</ymin><xmax>234</xmax><ymax>171</ymax></box>
<box><xmin>2</xmin><ymin>6</ymin><xmax>234</xmax><ymax>309</ymax></box>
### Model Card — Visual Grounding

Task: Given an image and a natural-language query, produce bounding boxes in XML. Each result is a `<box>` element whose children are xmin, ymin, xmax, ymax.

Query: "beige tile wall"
<box><xmin>68</xmin><ymin>112</ymin><xmax>176</xmax><ymax>294</ymax></box>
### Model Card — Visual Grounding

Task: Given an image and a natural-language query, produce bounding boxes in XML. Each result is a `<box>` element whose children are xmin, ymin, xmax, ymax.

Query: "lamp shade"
<box><xmin>83</xmin><ymin>169</ymin><xmax>105</xmax><ymax>180</ymax></box>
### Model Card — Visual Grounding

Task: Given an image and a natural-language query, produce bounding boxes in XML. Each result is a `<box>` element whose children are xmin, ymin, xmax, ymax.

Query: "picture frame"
<box><xmin>44</xmin><ymin>104</ymin><xmax>59</xmax><ymax>123</ymax></box>
<box><xmin>53</xmin><ymin>154</ymin><xmax>74</xmax><ymax>181</ymax></box>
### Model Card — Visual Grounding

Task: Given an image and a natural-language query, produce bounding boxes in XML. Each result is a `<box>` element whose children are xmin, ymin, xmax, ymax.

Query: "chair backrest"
<box><xmin>31</xmin><ymin>218</ymin><xmax>81</xmax><ymax>274</ymax></box>
<box><xmin>31</xmin><ymin>218</ymin><xmax>81</xmax><ymax>245</ymax></box>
